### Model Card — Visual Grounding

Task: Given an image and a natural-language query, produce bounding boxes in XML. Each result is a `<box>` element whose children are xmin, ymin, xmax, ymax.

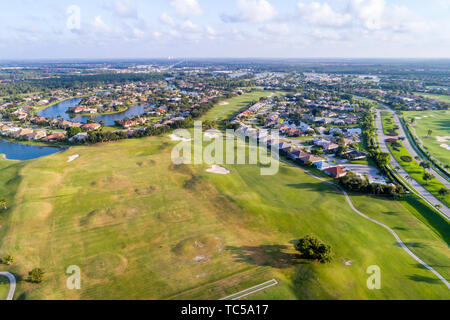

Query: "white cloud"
<box><xmin>92</xmin><ymin>16</ymin><xmax>112</xmax><ymax>34</ymax></box>
<box><xmin>311</xmin><ymin>29</ymin><xmax>343</xmax><ymax>41</ymax></box>
<box><xmin>181</xmin><ymin>20</ymin><xmax>201</xmax><ymax>32</ymax></box>
<box><xmin>260</xmin><ymin>23</ymin><xmax>291</xmax><ymax>36</ymax></box>
<box><xmin>170</xmin><ymin>0</ymin><xmax>203</xmax><ymax>18</ymax></box>
<box><xmin>223</xmin><ymin>0</ymin><xmax>277</xmax><ymax>23</ymax></box>
<box><xmin>298</xmin><ymin>2</ymin><xmax>351</xmax><ymax>27</ymax></box>
<box><xmin>160</xmin><ymin>13</ymin><xmax>176</xmax><ymax>27</ymax></box>
<box><xmin>349</xmin><ymin>0</ymin><xmax>385</xmax><ymax>30</ymax></box>
<box><xmin>105</xmin><ymin>0</ymin><xmax>138</xmax><ymax>19</ymax></box>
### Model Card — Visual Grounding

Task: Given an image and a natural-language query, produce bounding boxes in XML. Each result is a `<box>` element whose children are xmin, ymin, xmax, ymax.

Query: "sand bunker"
<box><xmin>436</xmin><ymin>136</ymin><xmax>450</xmax><ymax>143</ymax></box>
<box><xmin>219</xmin><ymin>102</ymin><xmax>230</xmax><ymax>106</ymax></box>
<box><xmin>67</xmin><ymin>154</ymin><xmax>79</xmax><ymax>162</ymax></box>
<box><xmin>169</xmin><ymin>134</ymin><xmax>191</xmax><ymax>142</ymax></box>
<box><xmin>204</xmin><ymin>131</ymin><xmax>222</xmax><ymax>139</ymax></box>
<box><xmin>206</xmin><ymin>165</ymin><xmax>230</xmax><ymax>175</ymax></box>
<box><xmin>440</xmin><ymin>144</ymin><xmax>450</xmax><ymax>151</ymax></box>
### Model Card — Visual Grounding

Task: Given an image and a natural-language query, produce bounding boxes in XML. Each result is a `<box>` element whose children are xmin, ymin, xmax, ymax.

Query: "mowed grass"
<box><xmin>403</xmin><ymin>110</ymin><xmax>450</xmax><ymax>166</ymax></box>
<box><xmin>202</xmin><ymin>91</ymin><xmax>281</xmax><ymax>122</ymax></box>
<box><xmin>381</xmin><ymin>112</ymin><xmax>398</xmax><ymax>136</ymax></box>
<box><xmin>0</xmin><ymin>134</ymin><xmax>449</xmax><ymax>299</ymax></box>
<box><xmin>414</xmin><ymin>93</ymin><xmax>450</xmax><ymax>104</ymax></box>
<box><xmin>0</xmin><ymin>275</ymin><xmax>11</xmax><ymax>300</ymax></box>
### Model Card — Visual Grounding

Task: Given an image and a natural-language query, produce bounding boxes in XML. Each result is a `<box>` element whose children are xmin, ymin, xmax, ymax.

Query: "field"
<box><xmin>403</xmin><ymin>110</ymin><xmax>450</xmax><ymax>166</ymax></box>
<box><xmin>202</xmin><ymin>90</ymin><xmax>280</xmax><ymax>122</ymax></box>
<box><xmin>381</xmin><ymin>112</ymin><xmax>398</xmax><ymax>136</ymax></box>
<box><xmin>414</xmin><ymin>93</ymin><xmax>450</xmax><ymax>104</ymax></box>
<box><xmin>380</xmin><ymin>112</ymin><xmax>450</xmax><ymax>207</ymax></box>
<box><xmin>0</xmin><ymin>276</ymin><xmax>10</xmax><ymax>300</ymax></box>
<box><xmin>0</xmin><ymin>93</ymin><xmax>449</xmax><ymax>300</ymax></box>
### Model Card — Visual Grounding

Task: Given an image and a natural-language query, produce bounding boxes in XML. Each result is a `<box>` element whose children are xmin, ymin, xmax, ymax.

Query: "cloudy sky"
<box><xmin>0</xmin><ymin>0</ymin><xmax>449</xmax><ymax>59</ymax></box>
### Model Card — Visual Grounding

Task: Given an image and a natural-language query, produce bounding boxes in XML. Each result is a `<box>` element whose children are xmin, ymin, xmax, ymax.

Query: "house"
<box><xmin>385</xmin><ymin>138</ymin><xmax>397</xmax><ymax>143</ymax></box>
<box><xmin>13</xmin><ymin>128</ymin><xmax>33</xmax><ymax>138</ymax></box>
<box><xmin>42</xmin><ymin>132</ymin><xmax>66</xmax><ymax>142</ymax></box>
<box><xmin>25</xmin><ymin>130</ymin><xmax>47</xmax><ymax>141</ymax></box>
<box><xmin>324</xmin><ymin>166</ymin><xmax>347</xmax><ymax>178</ymax></box>
<box><xmin>288</xmin><ymin>149</ymin><xmax>309</xmax><ymax>161</ymax></box>
<box><xmin>69</xmin><ymin>132</ymin><xmax>88</xmax><ymax>143</ymax></box>
<box><xmin>315</xmin><ymin>161</ymin><xmax>332</xmax><ymax>171</ymax></box>
<box><xmin>298</xmin><ymin>154</ymin><xmax>324</xmax><ymax>166</ymax></box>
<box><xmin>81</xmin><ymin>123</ymin><xmax>101</xmax><ymax>131</ymax></box>
<box><xmin>277</xmin><ymin>142</ymin><xmax>292</xmax><ymax>154</ymax></box>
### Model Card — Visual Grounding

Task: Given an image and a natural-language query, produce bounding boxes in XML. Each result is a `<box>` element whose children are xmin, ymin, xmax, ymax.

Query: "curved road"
<box><xmin>375</xmin><ymin>109</ymin><xmax>450</xmax><ymax>218</ymax></box>
<box><xmin>281</xmin><ymin>160</ymin><xmax>450</xmax><ymax>290</ymax></box>
<box><xmin>0</xmin><ymin>272</ymin><xmax>16</xmax><ymax>300</ymax></box>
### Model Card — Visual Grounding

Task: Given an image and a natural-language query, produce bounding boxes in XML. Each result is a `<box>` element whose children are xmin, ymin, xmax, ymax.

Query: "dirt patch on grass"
<box><xmin>84</xmin><ymin>253</ymin><xmax>128</xmax><ymax>280</ymax></box>
<box><xmin>172</xmin><ymin>235</ymin><xmax>223</xmax><ymax>261</ymax></box>
<box><xmin>158</xmin><ymin>209</ymin><xmax>193</xmax><ymax>223</ymax></box>
<box><xmin>136</xmin><ymin>159</ymin><xmax>156</xmax><ymax>167</ymax></box>
<box><xmin>80</xmin><ymin>206</ymin><xmax>140</xmax><ymax>228</ymax></box>
<box><xmin>91</xmin><ymin>175</ymin><xmax>131</xmax><ymax>191</ymax></box>
<box><xmin>134</xmin><ymin>185</ymin><xmax>157</xmax><ymax>196</ymax></box>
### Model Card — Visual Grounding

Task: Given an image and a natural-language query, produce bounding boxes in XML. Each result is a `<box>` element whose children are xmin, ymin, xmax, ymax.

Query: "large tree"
<box><xmin>294</xmin><ymin>235</ymin><xmax>332</xmax><ymax>263</ymax></box>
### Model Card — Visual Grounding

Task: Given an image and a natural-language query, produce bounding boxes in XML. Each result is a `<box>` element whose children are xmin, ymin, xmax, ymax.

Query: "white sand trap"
<box><xmin>204</xmin><ymin>131</ymin><xmax>222</xmax><ymax>139</ymax></box>
<box><xmin>206</xmin><ymin>165</ymin><xmax>230</xmax><ymax>175</ymax></box>
<box><xmin>220</xmin><ymin>102</ymin><xmax>230</xmax><ymax>106</ymax></box>
<box><xmin>344</xmin><ymin>260</ymin><xmax>353</xmax><ymax>266</ymax></box>
<box><xmin>67</xmin><ymin>154</ymin><xmax>79</xmax><ymax>162</ymax></box>
<box><xmin>169</xmin><ymin>134</ymin><xmax>191</xmax><ymax>142</ymax></box>
<box><xmin>440</xmin><ymin>144</ymin><xmax>450</xmax><ymax>151</ymax></box>
<box><xmin>436</xmin><ymin>136</ymin><xmax>450</xmax><ymax>143</ymax></box>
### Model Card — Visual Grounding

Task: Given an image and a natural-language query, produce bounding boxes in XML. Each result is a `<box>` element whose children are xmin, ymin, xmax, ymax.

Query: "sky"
<box><xmin>0</xmin><ymin>0</ymin><xmax>449</xmax><ymax>60</ymax></box>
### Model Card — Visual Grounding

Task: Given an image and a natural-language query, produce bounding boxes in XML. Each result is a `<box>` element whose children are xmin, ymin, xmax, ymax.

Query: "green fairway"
<box><xmin>0</xmin><ymin>276</ymin><xmax>10</xmax><ymax>300</ymax></box>
<box><xmin>403</xmin><ymin>110</ymin><xmax>450</xmax><ymax>166</ymax></box>
<box><xmin>202</xmin><ymin>90</ymin><xmax>280</xmax><ymax>122</ymax></box>
<box><xmin>414</xmin><ymin>93</ymin><xmax>450</xmax><ymax>103</ymax></box>
<box><xmin>0</xmin><ymin>134</ymin><xmax>448</xmax><ymax>300</ymax></box>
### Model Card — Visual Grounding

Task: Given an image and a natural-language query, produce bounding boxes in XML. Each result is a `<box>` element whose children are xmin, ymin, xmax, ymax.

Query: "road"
<box><xmin>0</xmin><ymin>272</ymin><xmax>16</xmax><ymax>300</ymax></box>
<box><xmin>375</xmin><ymin>109</ymin><xmax>450</xmax><ymax>218</ymax></box>
<box><xmin>384</xmin><ymin>109</ymin><xmax>450</xmax><ymax>187</ymax></box>
<box><xmin>280</xmin><ymin>160</ymin><xmax>450</xmax><ymax>290</ymax></box>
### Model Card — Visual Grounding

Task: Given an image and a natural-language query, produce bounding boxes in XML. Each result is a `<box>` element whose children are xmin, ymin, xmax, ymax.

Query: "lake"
<box><xmin>37</xmin><ymin>98</ymin><xmax>147</xmax><ymax>126</ymax></box>
<box><xmin>0</xmin><ymin>139</ymin><xmax>63</xmax><ymax>161</ymax></box>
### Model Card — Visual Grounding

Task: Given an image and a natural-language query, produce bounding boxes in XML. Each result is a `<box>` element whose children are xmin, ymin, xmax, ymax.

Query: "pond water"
<box><xmin>0</xmin><ymin>139</ymin><xmax>63</xmax><ymax>161</ymax></box>
<box><xmin>37</xmin><ymin>98</ymin><xmax>147</xmax><ymax>126</ymax></box>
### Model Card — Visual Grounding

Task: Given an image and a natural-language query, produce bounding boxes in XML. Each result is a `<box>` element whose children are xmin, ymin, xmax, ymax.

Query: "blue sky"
<box><xmin>0</xmin><ymin>0</ymin><xmax>449</xmax><ymax>59</ymax></box>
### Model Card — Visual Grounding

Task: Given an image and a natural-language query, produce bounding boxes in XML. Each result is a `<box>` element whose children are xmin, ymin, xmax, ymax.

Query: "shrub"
<box><xmin>400</xmin><ymin>156</ymin><xmax>412</xmax><ymax>163</ymax></box>
<box><xmin>28</xmin><ymin>268</ymin><xmax>45</xmax><ymax>283</ymax></box>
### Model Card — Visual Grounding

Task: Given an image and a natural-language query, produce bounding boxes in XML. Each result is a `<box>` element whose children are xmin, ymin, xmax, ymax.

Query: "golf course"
<box><xmin>0</xmin><ymin>92</ymin><xmax>449</xmax><ymax>300</ymax></box>
<box><xmin>403</xmin><ymin>110</ymin><xmax>450</xmax><ymax>167</ymax></box>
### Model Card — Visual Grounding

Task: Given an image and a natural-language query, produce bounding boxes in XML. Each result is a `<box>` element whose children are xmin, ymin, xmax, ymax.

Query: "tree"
<box><xmin>294</xmin><ymin>235</ymin><xmax>332</xmax><ymax>263</ymax></box>
<box><xmin>376</xmin><ymin>152</ymin><xmax>391</xmax><ymax>167</ymax></box>
<box><xmin>438</xmin><ymin>188</ymin><xmax>449</xmax><ymax>197</ymax></box>
<box><xmin>28</xmin><ymin>268</ymin><xmax>45</xmax><ymax>283</ymax></box>
<box><xmin>422</xmin><ymin>172</ymin><xmax>434</xmax><ymax>185</ymax></box>
<box><xmin>427</xmin><ymin>129</ymin><xmax>433</xmax><ymax>137</ymax></box>
<box><xmin>420</xmin><ymin>161</ymin><xmax>431</xmax><ymax>171</ymax></box>
<box><xmin>0</xmin><ymin>198</ymin><xmax>7</xmax><ymax>210</ymax></box>
<box><xmin>67</xmin><ymin>126</ymin><xmax>82</xmax><ymax>138</ymax></box>
<box><xmin>2</xmin><ymin>255</ymin><xmax>15</xmax><ymax>265</ymax></box>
